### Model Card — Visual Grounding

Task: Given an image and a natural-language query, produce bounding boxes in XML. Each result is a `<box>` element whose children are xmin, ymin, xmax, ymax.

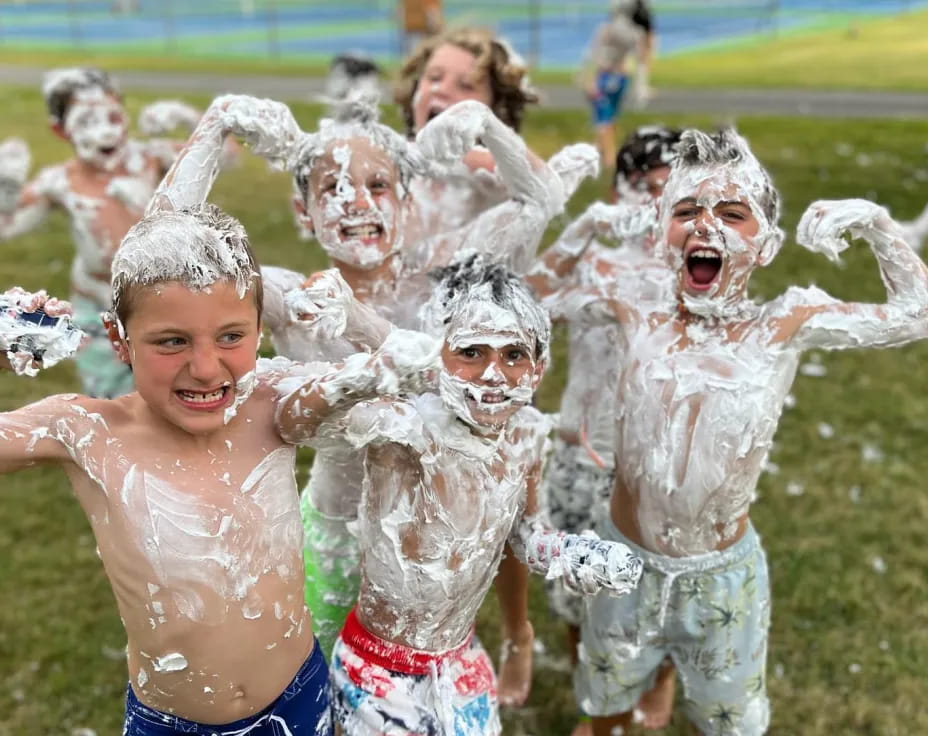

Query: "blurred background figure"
<box><xmin>400</xmin><ymin>0</ymin><xmax>444</xmax><ymax>54</ymax></box>
<box><xmin>320</xmin><ymin>51</ymin><xmax>382</xmax><ymax>109</ymax></box>
<box><xmin>579</xmin><ymin>0</ymin><xmax>655</xmax><ymax>168</ymax></box>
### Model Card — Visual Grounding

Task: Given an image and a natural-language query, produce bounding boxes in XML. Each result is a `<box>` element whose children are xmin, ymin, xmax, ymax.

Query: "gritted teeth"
<box><xmin>340</xmin><ymin>223</ymin><xmax>383</xmax><ymax>240</ymax></box>
<box><xmin>176</xmin><ymin>386</ymin><xmax>227</xmax><ymax>403</ymax></box>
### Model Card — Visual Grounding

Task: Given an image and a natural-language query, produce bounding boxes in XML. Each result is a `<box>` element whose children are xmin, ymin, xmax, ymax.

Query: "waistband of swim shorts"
<box><xmin>126</xmin><ymin>638</ymin><xmax>326</xmax><ymax>731</ymax></box>
<box><xmin>598</xmin><ymin>515</ymin><xmax>760</xmax><ymax>577</ymax></box>
<box><xmin>341</xmin><ymin>607</ymin><xmax>474</xmax><ymax>676</ymax></box>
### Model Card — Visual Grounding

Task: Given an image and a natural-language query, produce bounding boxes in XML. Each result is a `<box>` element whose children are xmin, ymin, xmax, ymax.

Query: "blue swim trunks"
<box><xmin>591</xmin><ymin>71</ymin><xmax>628</xmax><ymax>126</ymax></box>
<box><xmin>124</xmin><ymin>641</ymin><xmax>333</xmax><ymax>735</ymax></box>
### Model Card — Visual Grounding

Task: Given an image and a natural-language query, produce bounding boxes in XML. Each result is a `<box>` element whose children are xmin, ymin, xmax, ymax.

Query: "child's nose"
<box><xmin>188</xmin><ymin>344</ymin><xmax>222</xmax><ymax>382</ymax></box>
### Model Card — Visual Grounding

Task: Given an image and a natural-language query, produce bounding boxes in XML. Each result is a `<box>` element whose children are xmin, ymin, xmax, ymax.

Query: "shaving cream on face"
<box><xmin>306</xmin><ymin>139</ymin><xmax>407</xmax><ymax>269</ymax></box>
<box><xmin>658</xmin><ymin>131</ymin><xmax>783</xmax><ymax>321</ymax></box>
<box><xmin>64</xmin><ymin>88</ymin><xmax>129</xmax><ymax>172</ymax></box>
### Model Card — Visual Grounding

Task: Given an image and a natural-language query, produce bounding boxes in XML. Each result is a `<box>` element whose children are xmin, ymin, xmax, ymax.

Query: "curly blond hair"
<box><xmin>394</xmin><ymin>27</ymin><xmax>539</xmax><ymax>137</ymax></box>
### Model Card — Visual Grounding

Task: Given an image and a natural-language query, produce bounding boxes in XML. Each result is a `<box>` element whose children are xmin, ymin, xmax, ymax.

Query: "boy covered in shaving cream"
<box><xmin>151</xmin><ymin>91</ymin><xmax>578</xmax><ymax>707</ymax></box>
<box><xmin>0</xmin><ymin>199</ymin><xmax>449</xmax><ymax>735</ymax></box>
<box><xmin>0</xmin><ymin>68</ymin><xmax>227</xmax><ymax>398</ymax></box>
<box><xmin>526</xmin><ymin>125</ymin><xmax>681</xmax><ymax>731</ymax></box>
<box><xmin>285</xmin><ymin>254</ymin><xmax>642</xmax><ymax>735</ymax></box>
<box><xmin>551</xmin><ymin>128</ymin><xmax>928</xmax><ymax>735</ymax></box>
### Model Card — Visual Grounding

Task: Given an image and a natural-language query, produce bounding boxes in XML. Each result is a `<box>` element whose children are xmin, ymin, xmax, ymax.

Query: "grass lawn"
<box><xmin>1</xmin><ymin>8</ymin><xmax>927</xmax><ymax>93</ymax></box>
<box><xmin>650</xmin><ymin>7</ymin><xmax>928</xmax><ymax>93</ymax></box>
<box><xmin>1</xmin><ymin>85</ymin><xmax>927</xmax><ymax>734</ymax></box>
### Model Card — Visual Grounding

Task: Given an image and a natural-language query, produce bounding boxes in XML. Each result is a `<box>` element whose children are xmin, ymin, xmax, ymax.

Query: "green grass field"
<box><xmin>0</xmin><ymin>84</ymin><xmax>927</xmax><ymax>734</ymax></box>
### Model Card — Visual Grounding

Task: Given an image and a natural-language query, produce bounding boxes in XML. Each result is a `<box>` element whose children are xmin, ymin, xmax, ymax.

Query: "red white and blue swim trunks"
<box><xmin>331</xmin><ymin>608</ymin><xmax>500</xmax><ymax>735</ymax></box>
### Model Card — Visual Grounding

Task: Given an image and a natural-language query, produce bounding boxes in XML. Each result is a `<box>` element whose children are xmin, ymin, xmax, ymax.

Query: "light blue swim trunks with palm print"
<box><xmin>574</xmin><ymin>516</ymin><xmax>771</xmax><ymax>735</ymax></box>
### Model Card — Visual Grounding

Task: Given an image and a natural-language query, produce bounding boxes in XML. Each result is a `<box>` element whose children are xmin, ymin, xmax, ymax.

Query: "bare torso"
<box><xmin>611</xmin><ymin>308</ymin><xmax>799</xmax><ymax>556</ymax></box>
<box><xmin>15</xmin><ymin>376</ymin><xmax>312</xmax><ymax>724</ymax></box>
<box><xmin>348</xmin><ymin>395</ymin><xmax>546</xmax><ymax>651</ymax></box>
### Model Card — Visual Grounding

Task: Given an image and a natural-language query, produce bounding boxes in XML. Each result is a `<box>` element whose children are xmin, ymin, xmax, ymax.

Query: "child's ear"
<box><xmin>50</xmin><ymin>122</ymin><xmax>69</xmax><ymax>142</ymax></box>
<box><xmin>531</xmin><ymin>358</ymin><xmax>547</xmax><ymax>390</ymax></box>
<box><xmin>292</xmin><ymin>195</ymin><xmax>314</xmax><ymax>238</ymax></box>
<box><xmin>756</xmin><ymin>227</ymin><xmax>785</xmax><ymax>267</ymax></box>
<box><xmin>102</xmin><ymin>312</ymin><xmax>131</xmax><ymax>365</ymax></box>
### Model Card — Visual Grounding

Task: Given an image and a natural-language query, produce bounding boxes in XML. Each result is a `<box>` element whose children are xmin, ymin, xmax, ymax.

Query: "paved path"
<box><xmin>2</xmin><ymin>64</ymin><xmax>925</xmax><ymax>119</ymax></box>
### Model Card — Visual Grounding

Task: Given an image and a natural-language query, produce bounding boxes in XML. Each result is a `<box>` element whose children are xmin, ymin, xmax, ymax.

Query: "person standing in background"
<box><xmin>400</xmin><ymin>0</ymin><xmax>444</xmax><ymax>54</ymax></box>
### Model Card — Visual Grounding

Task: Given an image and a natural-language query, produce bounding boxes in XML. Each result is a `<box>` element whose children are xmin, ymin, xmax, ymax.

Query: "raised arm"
<box><xmin>780</xmin><ymin>199</ymin><xmax>928</xmax><ymax>351</ymax></box>
<box><xmin>416</xmin><ymin>100</ymin><xmax>566</xmax><ymax>273</ymax></box>
<box><xmin>147</xmin><ymin>94</ymin><xmax>301</xmax><ymax>215</ymax></box>
<box><xmin>284</xmin><ymin>269</ymin><xmax>395</xmax><ymax>352</ymax></box>
<box><xmin>0</xmin><ymin>139</ymin><xmax>55</xmax><ymax>240</ymax></box>
<box><xmin>526</xmin><ymin>200</ymin><xmax>655</xmax><ymax>297</ymax></box>
<box><xmin>274</xmin><ymin>328</ymin><xmax>439</xmax><ymax>445</ymax></box>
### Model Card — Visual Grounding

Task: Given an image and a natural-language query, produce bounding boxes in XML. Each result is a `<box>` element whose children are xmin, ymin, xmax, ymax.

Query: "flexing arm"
<box><xmin>416</xmin><ymin>100</ymin><xmax>566</xmax><ymax>273</ymax></box>
<box><xmin>782</xmin><ymin>199</ymin><xmax>928</xmax><ymax>351</ymax></box>
<box><xmin>275</xmin><ymin>328</ymin><xmax>439</xmax><ymax>445</ymax></box>
<box><xmin>0</xmin><ymin>140</ymin><xmax>54</xmax><ymax>240</ymax></box>
<box><xmin>526</xmin><ymin>200</ymin><xmax>655</xmax><ymax>297</ymax></box>
<box><xmin>284</xmin><ymin>269</ymin><xmax>395</xmax><ymax>351</ymax></box>
<box><xmin>147</xmin><ymin>94</ymin><xmax>301</xmax><ymax>214</ymax></box>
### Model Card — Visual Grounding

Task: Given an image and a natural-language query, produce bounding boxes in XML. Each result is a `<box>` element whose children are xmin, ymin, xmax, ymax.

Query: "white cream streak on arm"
<box><xmin>147</xmin><ymin>94</ymin><xmax>301</xmax><ymax>214</ymax></box>
<box><xmin>783</xmin><ymin>198</ymin><xmax>928</xmax><ymax>351</ymax></box>
<box><xmin>283</xmin><ymin>268</ymin><xmax>395</xmax><ymax>351</ymax></box>
<box><xmin>416</xmin><ymin>101</ymin><xmax>565</xmax><ymax>273</ymax></box>
<box><xmin>274</xmin><ymin>329</ymin><xmax>440</xmax><ymax>445</ymax></box>
<box><xmin>0</xmin><ymin>150</ymin><xmax>57</xmax><ymax>240</ymax></box>
<box><xmin>0</xmin><ymin>396</ymin><xmax>81</xmax><ymax>473</ymax></box>
<box><xmin>508</xmin><ymin>463</ymin><xmax>642</xmax><ymax>596</ymax></box>
<box><xmin>526</xmin><ymin>201</ymin><xmax>655</xmax><ymax>297</ymax></box>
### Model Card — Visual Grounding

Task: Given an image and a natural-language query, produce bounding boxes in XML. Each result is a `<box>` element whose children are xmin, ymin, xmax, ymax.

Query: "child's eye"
<box><xmin>458</xmin><ymin>80</ymin><xmax>475</xmax><ymax>92</ymax></box>
<box><xmin>458</xmin><ymin>347</ymin><xmax>481</xmax><ymax>359</ymax></box>
<box><xmin>157</xmin><ymin>336</ymin><xmax>186</xmax><ymax>349</ymax></box>
<box><xmin>721</xmin><ymin>209</ymin><xmax>746</xmax><ymax>221</ymax></box>
<box><xmin>219</xmin><ymin>332</ymin><xmax>245</xmax><ymax>345</ymax></box>
<box><xmin>369</xmin><ymin>179</ymin><xmax>389</xmax><ymax>193</ymax></box>
<box><xmin>506</xmin><ymin>349</ymin><xmax>527</xmax><ymax>362</ymax></box>
<box><xmin>673</xmin><ymin>207</ymin><xmax>698</xmax><ymax>219</ymax></box>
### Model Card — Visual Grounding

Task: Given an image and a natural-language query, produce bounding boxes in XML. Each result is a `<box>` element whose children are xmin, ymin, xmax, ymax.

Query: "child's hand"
<box><xmin>415</xmin><ymin>100</ymin><xmax>491</xmax><ymax>165</ymax></box>
<box><xmin>0</xmin><ymin>138</ymin><xmax>30</xmax><ymax>214</ymax></box>
<box><xmin>547</xmin><ymin>143</ymin><xmax>600</xmax><ymax>199</ymax></box>
<box><xmin>213</xmin><ymin>95</ymin><xmax>302</xmax><ymax>167</ymax></box>
<box><xmin>284</xmin><ymin>269</ymin><xmax>355</xmax><ymax>339</ymax></box>
<box><xmin>2</xmin><ymin>287</ymin><xmax>73</xmax><ymax>318</ymax></box>
<box><xmin>797</xmin><ymin>199</ymin><xmax>895</xmax><ymax>262</ymax></box>
<box><xmin>138</xmin><ymin>100</ymin><xmax>202</xmax><ymax>136</ymax></box>
<box><xmin>368</xmin><ymin>329</ymin><xmax>441</xmax><ymax>396</ymax></box>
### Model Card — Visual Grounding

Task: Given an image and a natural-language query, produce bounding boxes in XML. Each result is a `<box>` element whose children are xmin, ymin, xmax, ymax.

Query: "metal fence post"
<box><xmin>68</xmin><ymin>0</ymin><xmax>82</xmax><ymax>48</ymax></box>
<box><xmin>268</xmin><ymin>0</ymin><xmax>280</xmax><ymax>59</ymax></box>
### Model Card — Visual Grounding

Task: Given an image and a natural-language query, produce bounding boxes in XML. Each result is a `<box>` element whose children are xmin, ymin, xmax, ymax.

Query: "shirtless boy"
<box><xmin>559</xmin><ymin>128</ymin><xmax>928</xmax><ymax>735</ymax></box>
<box><xmin>0</xmin><ymin>68</ymin><xmax>217</xmax><ymax>397</ymax></box>
<box><xmin>0</xmin><ymin>196</ymin><xmax>445</xmax><ymax>733</ymax></box>
<box><xmin>291</xmin><ymin>255</ymin><xmax>641</xmax><ymax>735</ymax></box>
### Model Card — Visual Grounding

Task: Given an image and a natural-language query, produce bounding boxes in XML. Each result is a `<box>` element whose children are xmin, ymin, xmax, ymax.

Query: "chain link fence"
<box><xmin>0</xmin><ymin>1</ymin><xmax>923</xmax><ymax>67</ymax></box>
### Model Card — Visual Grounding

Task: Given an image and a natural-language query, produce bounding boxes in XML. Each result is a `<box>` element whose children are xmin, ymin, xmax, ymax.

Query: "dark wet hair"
<box><xmin>674</xmin><ymin>127</ymin><xmax>780</xmax><ymax>226</ymax></box>
<box><xmin>331</xmin><ymin>52</ymin><xmax>380</xmax><ymax>79</ymax></box>
<box><xmin>43</xmin><ymin>68</ymin><xmax>121</xmax><ymax>127</ymax></box>
<box><xmin>428</xmin><ymin>253</ymin><xmax>549</xmax><ymax>361</ymax></box>
<box><xmin>614</xmin><ymin>125</ymin><xmax>682</xmax><ymax>188</ymax></box>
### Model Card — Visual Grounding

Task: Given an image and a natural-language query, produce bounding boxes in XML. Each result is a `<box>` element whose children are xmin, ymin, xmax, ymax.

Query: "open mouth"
<box><xmin>426</xmin><ymin>103</ymin><xmax>448</xmax><ymax>123</ymax></box>
<box><xmin>685</xmin><ymin>246</ymin><xmax>723</xmax><ymax>290</ymax></box>
<box><xmin>340</xmin><ymin>222</ymin><xmax>383</xmax><ymax>243</ymax></box>
<box><xmin>175</xmin><ymin>385</ymin><xmax>230</xmax><ymax>411</ymax></box>
<box><xmin>99</xmin><ymin>145</ymin><xmax>118</xmax><ymax>156</ymax></box>
<box><xmin>465</xmin><ymin>388</ymin><xmax>511</xmax><ymax>411</ymax></box>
